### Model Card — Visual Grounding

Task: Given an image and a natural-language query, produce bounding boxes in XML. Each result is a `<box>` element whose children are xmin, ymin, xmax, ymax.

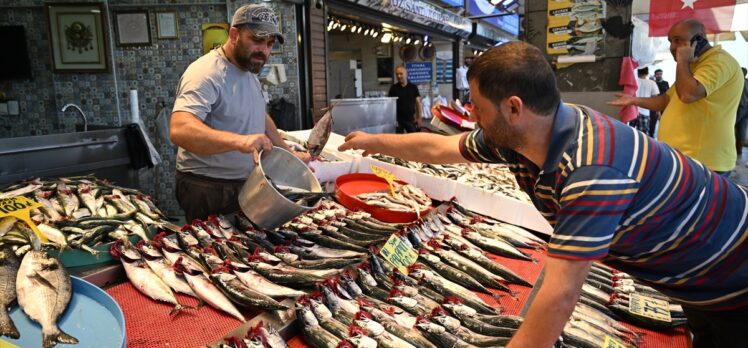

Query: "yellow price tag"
<box><xmin>0</xmin><ymin>196</ymin><xmax>48</xmax><ymax>243</ymax></box>
<box><xmin>0</xmin><ymin>338</ymin><xmax>21</xmax><ymax>348</ymax></box>
<box><xmin>379</xmin><ymin>234</ymin><xmax>418</xmax><ymax>275</ymax></box>
<box><xmin>370</xmin><ymin>165</ymin><xmax>397</xmax><ymax>197</ymax></box>
<box><xmin>628</xmin><ymin>293</ymin><xmax>671</xmax><ymax>323</ymax></box>
<box><xmin>601</xmin><ymin>335</ymin><xmax>628</xmax><ymax>348</ymax></box>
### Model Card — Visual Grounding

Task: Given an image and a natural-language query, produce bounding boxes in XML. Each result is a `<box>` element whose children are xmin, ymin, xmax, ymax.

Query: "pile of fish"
<box><xmin>356</xmin><ymin>183</ymin><xmax>432</xmax><ymax>213</ymax></box>
<box><xmin>369</xmin><ymin>154</ymin><xmax>530</xmax><ymax>203</ymax></box>
<box><xmin>0</xmin><ymin>246</ymin><xmax>78</xmax><ymax>348</ymax></box>
<box><xmin>577</xmin><ymin>263</ymin><xmax>687</xmax><ymax>330</ymax></box>
<box><xmin>109</xmin><ymin>201</ymin><xmax>399</xmax><ymax>321</ymax></box>
<box><xmin>220</xmin><ymin>321</ymin><xmax>288</xmax><ymax>348</ymax></box>
<box><xmin>266</xmin><ymin>177</ymin><xmax>333</xmax><ymax>207</ymax></box>
<box><xmin>0</xmin><ymin>176</ymin><xmax>175</xmax><ymax>256</ymax></box>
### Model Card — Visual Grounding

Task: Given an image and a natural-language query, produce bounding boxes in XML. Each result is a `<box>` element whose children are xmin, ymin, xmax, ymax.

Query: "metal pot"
<box><xmin>238</xmin><ymin>146</ymin><xmax>321</xmax><ymax>230</ymax></box>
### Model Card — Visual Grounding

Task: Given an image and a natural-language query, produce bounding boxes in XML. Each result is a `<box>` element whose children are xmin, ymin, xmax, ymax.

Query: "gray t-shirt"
<box><xmin>173</xmin><ymin>49</ymin><xmax>266</xmax><ymax>179</ymax></box>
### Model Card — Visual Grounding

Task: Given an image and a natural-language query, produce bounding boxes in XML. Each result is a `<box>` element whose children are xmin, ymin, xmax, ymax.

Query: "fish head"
<box><xmin>309</xmin><ymin>298</ymin><xmax>333</xmax><ymax>320</ymax></box>
<box><xmin>295</xmin><ymin>303</ymin><xmax>319</xmax><ymax>327</ymax></box>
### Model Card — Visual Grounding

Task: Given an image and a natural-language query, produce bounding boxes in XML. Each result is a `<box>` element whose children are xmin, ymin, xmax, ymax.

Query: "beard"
<box><xmin>233</xmin><ymin>42</ymin><xmax>267</xmax><ymax>73</ymax></box>
<box><xmin>481</xmin><ymin>109</ymin><xmax>522</xmax><ymax>151</ymax></box>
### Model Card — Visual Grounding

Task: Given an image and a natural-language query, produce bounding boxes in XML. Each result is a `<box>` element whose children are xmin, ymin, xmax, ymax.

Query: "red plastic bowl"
<box><xmin>335</xmin><ymin>173</ymin><xmax>432</xmax><ymax>223</ymax></box>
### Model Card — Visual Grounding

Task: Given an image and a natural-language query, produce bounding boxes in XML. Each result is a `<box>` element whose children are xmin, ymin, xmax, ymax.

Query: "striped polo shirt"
<box><xmin>459</xmin><ymin>102</ymin><xmax>748</xmax><ymax>311</ymax></box>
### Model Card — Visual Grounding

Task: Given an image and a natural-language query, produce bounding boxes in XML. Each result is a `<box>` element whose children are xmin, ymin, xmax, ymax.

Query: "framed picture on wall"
<box><xmin>156</xmin><ymin>12</ymin><xmax>178</xmax><ymax>39</ymax></box>
<box><xmin>114</xmin><ymin>11</ymin><xmax>151</xmax><ymax>46</ymax></box>
<box><xmin>45</xmin><ymin>2</ymin><xmax>109</xmax><ymax>72</ymax></box>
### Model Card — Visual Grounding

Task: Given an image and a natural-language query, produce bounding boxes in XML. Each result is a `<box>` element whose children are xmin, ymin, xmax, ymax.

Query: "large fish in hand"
<box><xmin>16</xmin><ymin>250</ymin><xmax>78</xmax><ymax>348</ymax></box>
<box><xmin>306</xmin><ymin>103</ymin><xmax>336</xmax><ymax>157</ymax></box>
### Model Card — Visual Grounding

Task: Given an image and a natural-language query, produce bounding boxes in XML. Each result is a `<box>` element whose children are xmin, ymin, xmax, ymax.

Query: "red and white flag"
<box><xmin>649</xmin><ymin>0</ymin><xmax>736</xmax><ymax>37</ymax></box>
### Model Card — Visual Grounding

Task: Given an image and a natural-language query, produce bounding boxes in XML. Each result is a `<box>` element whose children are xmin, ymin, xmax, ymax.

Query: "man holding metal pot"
<box><xmin>170</xmin><ymin>4</ymin><xmax>309</xmax><ymax>221</ymax></box>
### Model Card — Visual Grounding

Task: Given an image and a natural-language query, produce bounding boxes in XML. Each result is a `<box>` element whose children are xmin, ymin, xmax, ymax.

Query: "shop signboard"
<box><xmin>467</xmin><ymin>0</ymin><xmax>520</xmax><ymax>36</ymax></box>
<box><xmin>433</xmin><ymin>0</ymin><xmax>464</xmax><ymax>6</ymax></box>
<box><xmin>346</xmin><ymin>0</ymin><xmax>472</xmax><ymax>38</ymax></box>
<box><xmin>405</xmin><ymin>62</ymin><xmax>433</xmax><ymax>84</ymax></box>
<box><xmin>545</xmin><ymin>0</ymin><xmax>605</xmax><ymax>55</ymax></box>
<box><xmin>436</xmin><ymin>59</ymin><xmax>453</xmax><ymax>83</ymax></box>
<box><xmin>475</xmin><ymin>22</ymin><xmax>514</xmax><ymax>43</ymax></box>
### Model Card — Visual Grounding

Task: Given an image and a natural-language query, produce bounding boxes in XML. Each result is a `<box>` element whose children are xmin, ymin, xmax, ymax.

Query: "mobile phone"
<box><xmin>690</xmin><ymin>35</ymin><xmax>709</xmax><ymax>58</ymax></box>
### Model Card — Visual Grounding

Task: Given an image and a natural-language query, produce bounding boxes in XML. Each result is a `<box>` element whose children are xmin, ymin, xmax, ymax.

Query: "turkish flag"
<box><xmin>649</xmin><ymin>0</ymin><xmax>736</xmax><ymax>37</ymax></box>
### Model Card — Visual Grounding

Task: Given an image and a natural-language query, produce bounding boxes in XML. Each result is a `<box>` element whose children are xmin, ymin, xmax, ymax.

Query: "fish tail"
<box><xmin>43</xmin><ymin>328</ymin><xmax>79</xmax><ymax>348</ymax></box>
<box><xmin>0</xmin><ymin>315</ymin><xmax>20</xmax><ymax>339</ymax></box>
<box><xmin>169</xmin><ymin>303</ymin><xmax>196</xmax><ymax>316</ymax></box>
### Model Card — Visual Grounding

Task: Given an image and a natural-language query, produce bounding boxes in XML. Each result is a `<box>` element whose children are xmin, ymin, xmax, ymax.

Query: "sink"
<box><xmin>75</xmin><ymin>124</ymin><xmax>120</xmax><ymax>132</ymax></box>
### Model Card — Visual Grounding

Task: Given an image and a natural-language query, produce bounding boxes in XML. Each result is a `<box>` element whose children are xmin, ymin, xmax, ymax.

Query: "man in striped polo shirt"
<box><xmin>340</xmin><ymin>41</ymin><xmax>748</xmax><ymax>347</ymax></box>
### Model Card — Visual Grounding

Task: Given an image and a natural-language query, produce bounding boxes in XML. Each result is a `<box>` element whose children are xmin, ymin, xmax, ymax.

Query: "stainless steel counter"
<box><xmin>330</xmin><ymin>97</ymin><xmax>397</xmax><ymax>135</ymax></box>
<box><xmin>0</xmin><ymin>127</ymin><xmax>138</xmax><ymax>187</ymax></box>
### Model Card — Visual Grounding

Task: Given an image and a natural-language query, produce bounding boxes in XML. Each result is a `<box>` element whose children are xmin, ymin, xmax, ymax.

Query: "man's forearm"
<box><xmin>634</xmin><ymin>94</ymin><xmax>669</xmax><ymax>112</ymax></box>
<box><xmin>265</xmin><ymin>114</ymin><xmax>292</xmax><ymax>152</ymax></box>
<box><xmin>368</xmin><ymin>133</ymin><xmax>466</xmax><ymax>164</ymax></box>
<box><xmin>674</xmin><ymin>62</ymin><xmax>705</xmax><ymax>103</ymax></box>
<box><xmin>170</xmin><ymin>112</ymin><xmax>244</xmax><ymax>155</ymax></box>
<box><xmin>508</xmin><ymin>258</ymin><xmax>592</xmax><ymax>348</ymax></box>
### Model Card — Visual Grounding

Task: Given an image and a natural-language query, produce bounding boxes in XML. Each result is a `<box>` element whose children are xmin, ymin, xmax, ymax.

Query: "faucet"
<box><xmin>61</xmin><ymin>103</ymin><xmax>88</xmax><ymax>132</ymax></box>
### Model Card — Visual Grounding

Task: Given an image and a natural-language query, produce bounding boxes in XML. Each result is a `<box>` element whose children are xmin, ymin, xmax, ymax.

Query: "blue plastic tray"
<box><xmin>3</xmin><ymin>276</ymin><xmax>126</xmax><ymax>348</ymax></box>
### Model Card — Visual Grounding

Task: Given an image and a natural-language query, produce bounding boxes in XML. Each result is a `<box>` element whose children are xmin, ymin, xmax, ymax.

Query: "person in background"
<box><xmin>169</xmin><ymin>4</ymin><xmax>309</xmax><ymax>221</ymax></box>
<box><xmin>649</xmin><ymin>68</ymin><xmax>669</xmax><ymax>137</ymax></box>
<box><xmin>653</xmin><ymin>68</ymin><xmax>669</xmax><ymax>94</ymax></box>
<box><xmin>608</xmin><ymin>19</ymin><xmax>744</xmax><ymax>175</ymax></box>
<box><xmin>340</xmin><ymin>41</ymin><xmax>748</xmax><ymax>348</ymax></box>
<box><xmin>630</xmin><ymin>67</ymin><xmax>659</xmax><ymax>134</ymax></box>
<box><xmin>735</xmin><ymin>67</ymin><xmax>748</xmax><ymax>156</ymax></box>
<box><xmin>389</xmin><ymin>66</ymin><xmax>422</xmax><ymax>133</ymax></box>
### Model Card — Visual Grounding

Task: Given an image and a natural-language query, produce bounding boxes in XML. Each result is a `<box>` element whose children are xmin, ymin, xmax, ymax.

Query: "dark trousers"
<box><xmin>397</xmin><ymin>120</ymin><xmax>419</xmax><ymax>133</ymax></box>
<box><xmin>682</xmin><ymin>305</ymin><xmax>748</xmax><ymax>348</ymax></box>
<box><xmin>175</xmin><ymin>171</ymin><xmax>245</xmax><ymax>222</ymax></box>
<box><xmin>629</xmin><ymin>114</ymin><xmax>650</xmax><ymax>135</ymax></box>
<box><xmin>649</xmin><ymin>111</ymin><xmax>660</xmax><ymax>138</ymax></box>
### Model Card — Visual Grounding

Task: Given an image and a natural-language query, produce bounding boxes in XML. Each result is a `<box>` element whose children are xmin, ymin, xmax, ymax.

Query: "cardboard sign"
<box><xmin>628</xmin><ymin>293</ymin><xmax>671</xmax><ymax>323</ymax></box>
<box><xmin>371</xmin><ymin>165</ymin><xmax>397</xmax><ymax>197</ymax></box>
<box><xmin>379</xmin><ymin>234</ymin><xmax>418</xmax><ymax>274</ymax></box>
<box><xmin>601</xmin><ymin>335</ymin><xmax>628</xmax><ymax>348</ymax></box>
<box><xmin>0</xmin><ymin>196</ymin><xmax>47</xmax><ymax>243</ymax></box>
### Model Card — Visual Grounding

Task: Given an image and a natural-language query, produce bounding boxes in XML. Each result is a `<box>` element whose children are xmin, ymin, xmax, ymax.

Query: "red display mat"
<box><xmin>287</xmin><ymin>248</ymin><xmax>689</xmax><ymax>348</ymax></box>
<box><xmin>335</xmin><ymin>173</ymin><xmax>431</xmax><ymax>223</ymax></box>
<box><xmin>106</xmin><ymin>282</ymin><xmax>259</xmax><ymax>348</ymax></box>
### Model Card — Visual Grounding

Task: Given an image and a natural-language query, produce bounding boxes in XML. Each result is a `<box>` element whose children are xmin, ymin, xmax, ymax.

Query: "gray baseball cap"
<box><xmin>231</xmin><ymin>4</ymin><xmax>284</xmax><ymax>44</ymax></box>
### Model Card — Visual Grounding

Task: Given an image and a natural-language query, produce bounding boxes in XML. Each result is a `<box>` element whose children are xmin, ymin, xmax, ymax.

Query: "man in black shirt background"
<box><xmin>649</xmin><ymin>69</ymin><xmax>670</xmax><ymax>138</ymax></box>
<box><xmin>653</xmin><ymin>68</ymin><xmax>669</xmax><ymax>94</ymax></box>
<box><xmin>388</xmin><ymin>66</ymin><xmax>422</xmax><ymax>133</ymax></box>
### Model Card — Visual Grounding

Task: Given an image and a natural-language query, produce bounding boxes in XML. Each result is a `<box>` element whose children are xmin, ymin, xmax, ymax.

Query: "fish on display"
<box><xmin>15</xmin><ymin>250</ymin><xmax>78</xmax><ymax>348</ymax></box>
<box><xmin>0</xmin><ymin>246</ymin><xmax>20</xmax><ymax>339</ymax></box>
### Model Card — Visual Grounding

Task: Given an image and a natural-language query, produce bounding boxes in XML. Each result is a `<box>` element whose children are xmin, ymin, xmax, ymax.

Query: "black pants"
<box><xmin>175</xmin><ymin>171</ymin><xmax>245</xmax><ymax>222</ymax></box>
<box><xmin>397</xmin><ymin>120</ymin><xmax>419</xmax><ymax>133</ymax></box>
<box><xmin>682</xmin><ymin>305</ymin><xmax>748</xmax><ymax>348</ymax></box>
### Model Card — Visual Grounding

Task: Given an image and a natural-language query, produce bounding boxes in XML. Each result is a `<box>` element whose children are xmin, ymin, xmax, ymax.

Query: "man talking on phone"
<box><xmin>609</xmin><ymin>19</ymin><xmax>744</xmax><ymax>175</ymax></box>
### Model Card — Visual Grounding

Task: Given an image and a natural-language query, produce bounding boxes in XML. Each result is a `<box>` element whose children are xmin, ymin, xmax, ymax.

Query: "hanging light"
<box><xmin>327</xmin><ymin>21</ymin><xmax>334</xmax><ymax>31</ymax></box>
<box><xmin>357</xmin><ymin>26</ymin><xmax>362</xmax><ymax>34</ymax></box>
<box><xmin>414</xmin><ymin>37</ymin><xmax>421</xmax><ymax>45</ymax></box>
<box><xmin>423</xmin><ymin>35</ymin><xmax>429</xmax><ymax>43</ymax></box>
<box><xmin>364</xmin><ymin>28</ymin><xmax>370</xmax><ymax>36</ymax></box>
<box><xmin>340</xmin><ymin>23</ymin><xmax>347</xmax><ymax>31</ymax></box>
<box><xmin>381</xmin><ymin>32</ymin><xmax>392</xmax><ymax>43</ymax></box>
<box><xmin>351</xmin><ymin>25</ymin><xmax>357</xmax><ymax>32</ymax></box>
<box><xmin>332</xmin><ymin>21</ymin><xmax>340</xmax><ymax>29</ymax></box>
<box><xmin>372</xmin><ymin>31</ymin><xmax>379</xmax><ymax>38</ymax></box>
<box><xmin>405</xmin><ymin>36</ymin><xmax>412</xmax><ymax>44</ymax></box>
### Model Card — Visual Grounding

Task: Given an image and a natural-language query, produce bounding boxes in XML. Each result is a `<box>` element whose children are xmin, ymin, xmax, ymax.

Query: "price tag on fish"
<box><xmin>0</xmin><ymin>196</ymin><xmax>48</xmax><ymax>243</ymax></box>
<box><xmin>628</xmin><ymin>293</ymin><xmax>671</xmax><ymax>323</ymax></box>
<box><xmin>379</xmin><ymin>234</ymin><xmax>418</xmax><ymax>274</ymax></box>
<box><xmin>601</xmin><ymin>335</ymin><xmax>628</xmax><ymax>348</ymax></box>
<box><xmin>370</xmin><ymin>165</ymin><xmax>397</xmax><ymax>197</ymax></box>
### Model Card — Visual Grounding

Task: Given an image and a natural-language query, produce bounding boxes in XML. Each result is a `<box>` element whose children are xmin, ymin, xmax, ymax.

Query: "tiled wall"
<box><xmin>0</xmin><ymin>0</ymin><xmax>301</xmax><ymax>216</ymax></box>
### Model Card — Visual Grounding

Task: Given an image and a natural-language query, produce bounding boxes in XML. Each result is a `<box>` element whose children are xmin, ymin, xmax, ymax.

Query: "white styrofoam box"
<box><xmin>310</xmin><ymin>159</ymin><xmax>354</xmax><ymax>183</ymax></box>
<box><xmin>358</xmin><ymin>156</ymin><xmax>552</xmax><ymax>235</ymax></box>
<box><xmin>454</xmin><ymin>184</ymin><xmax>552</xmax><ymax>235</ymax></box>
